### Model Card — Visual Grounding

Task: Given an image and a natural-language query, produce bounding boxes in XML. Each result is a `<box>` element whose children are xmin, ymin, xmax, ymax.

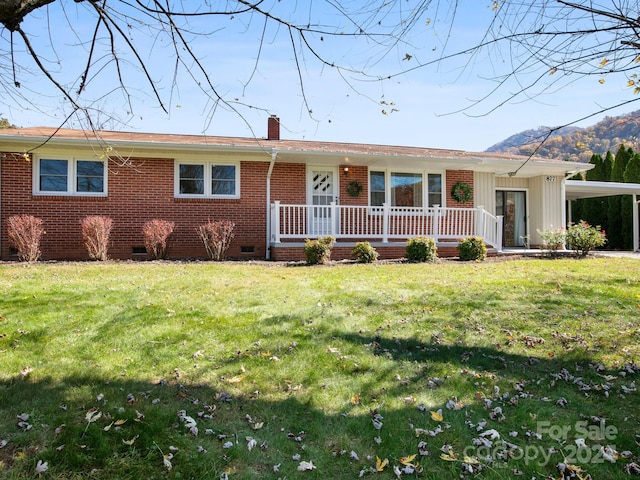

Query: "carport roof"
<box><xmin>565</xmin><ymin>180</ymin><xmax>640</xmax><ymax>201</ymax></box>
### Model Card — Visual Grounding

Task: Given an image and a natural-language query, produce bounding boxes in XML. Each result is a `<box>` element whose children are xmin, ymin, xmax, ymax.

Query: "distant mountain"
<box><xmin>486</xmin><ymin>110</ymin><xmax>640</xmax><ymax>162</ymax></box>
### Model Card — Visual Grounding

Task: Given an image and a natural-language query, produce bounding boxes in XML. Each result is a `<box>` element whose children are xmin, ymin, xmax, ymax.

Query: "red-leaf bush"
<box><xmin>7</xmin><ymin>214</ymin><xmax>44</xmax><ymax>262</ymax></box>
<box><xmin>142</xmin><ymin>219</ymin><xmax>175</xmax><ymax>259</ymax></box>
<box><xmin>197</xmin><ymin>220</ymin><xmax>235</xmax><ymax>261</ymax></box>
<box><xmin>81</xmin><ymin>215</ymin><xmax>113</xmax><ymax>261</ymax></box>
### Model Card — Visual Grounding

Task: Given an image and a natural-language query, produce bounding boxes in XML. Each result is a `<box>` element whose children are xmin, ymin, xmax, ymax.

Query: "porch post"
<box><xmin>272</xmin><ymin>201</ymin><xmax>281</xmax><ymax>244</ymax></box>
<box><xmin>432</xmin><ymin>204</ymin><xmax>440</xmax><ymax>239</ymax></box>
<box><xmin>330</xmin><ymin>201</ymin><xmax>337</xmax><ymax>237</ymax></box>
<box><xmin>475</xmin><ymin>205</ymin><xmax>485</xmax><ymax>238</ymax></box>
<box><xmin>496</xmin><ymin>215</ymin><xmax>504</xmax><ymax>252</ymax></box>
<box><xmin>382</xmin><ymin>203</ymin><xmax>389</xmax><ymax>243</ymax></box>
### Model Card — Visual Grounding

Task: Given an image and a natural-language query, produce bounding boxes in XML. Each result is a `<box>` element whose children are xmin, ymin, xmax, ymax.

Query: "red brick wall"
<box><xmin>446</xmin><ymin>170</ymin><xmax>475</xmax><ymax>207</ymax></box>
<box><xmin>270</xmin><ymin>163</ymin><xmax>306</xmax><ymax>204</ymax></box>
<box><xmin>1</xmin><ymin>154</ymin><xmax>479</xmax><ymax>262</ymax></box>
<box><xmin>339</xmin><ymin>165</ymin><xmax>368</xmax><ymax>206</ymax></box>
<box><xmin>1</xmin><ymin>154</ymin><xmax>271</xmax><ymax>260</ymax></box>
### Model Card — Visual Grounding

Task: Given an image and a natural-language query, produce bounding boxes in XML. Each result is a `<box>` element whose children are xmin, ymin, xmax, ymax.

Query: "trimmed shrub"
<box><xmin>198</xmin><ymin>219</ymin><xmax>236</xmax><ymax>261</ymax></box>
<box><xmin>7</xmin><ymin>214</ymin><xmax>44</xmax><ymax>262</ymax></box>
<box><xmin>81</xmin><ymin>215</ymin><xmax>113</xmax><ymax>261</ymax></box>
<box><xmin>406</xmin><ymin>236</ymin><xmax>437</xmax><ymax>262</ymax></box>
<box><xmin>352</xmin><ymin>241</ymin><xmax>378</xmax><ymax>263</ymax></box>
<box><xmin>304</xmin><ymin>236</ymin><xmax>335</xmax><ymax>265</ymax></box>
<box><xmin>143</xmin><ymin>219</ymin><xmax>175</xmax><ymax>260</ymax></box>
<box><xmin>538</xmin><ymin>228</ymin><xmax>565</xmax><ymax>250</ymax></box>
<box><xmin>457</xmin><ymin>236</ymin><xmax>487</xmax><ymax>261</ymax></box>
<box><xmin>566</xmin><ymin>220</ymin><xmax>606</xmax><ymax>257</ymax></box>
<box><xmin>537</xmin><ymin>227</ymin><xmax>566</xmax><ymax>256</ymax></box>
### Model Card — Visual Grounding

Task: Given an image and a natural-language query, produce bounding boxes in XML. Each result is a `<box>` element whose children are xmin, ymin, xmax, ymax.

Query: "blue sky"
<box><xmin>2</xmin><ymin>1</ymin><xmax>637</xmax><ymax>152</ymax></box>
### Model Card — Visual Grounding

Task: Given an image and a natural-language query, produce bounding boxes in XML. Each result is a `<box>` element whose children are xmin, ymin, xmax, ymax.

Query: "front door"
<box><xmin>308</xmin><ymin>167</ymin><xmax>339</xmax><ymax>236</ymax></box>
<box><xmin>496</xmin><ymin>190</ymin><xmax>527</xmax><ymax>247</ymax></box>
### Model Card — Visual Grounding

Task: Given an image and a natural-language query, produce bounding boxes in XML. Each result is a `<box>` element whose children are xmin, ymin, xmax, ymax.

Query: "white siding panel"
<box><xmin>473</xmin><ymin>172</ymin><xmax>495</xmax><ymax>212</ymax></box>
<box><xmin>496</xmin><ymin>177</ymin><xmax>529</xmax><ymax>189</ymax></box>
<box><xmin>528</xmin><ymin>175</ymin><xmax>564</xmax><ymax>245</ymax></box>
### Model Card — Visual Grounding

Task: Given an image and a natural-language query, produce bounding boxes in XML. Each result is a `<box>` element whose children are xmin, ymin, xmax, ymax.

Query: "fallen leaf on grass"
<box><xmin>624</xmin><ymin>462</ymin><xmax>640</xmax><ymax>474</ymax></box>
<box><xmin>122</xmin><ymin>435</ymin><xmax>139</xmax><ymax>445</ymax></box>
<box><xmin>85</xmin><ymin>409</ymin><xmax>102</xmax><ymax>424</ymax></box>
<box><xmin>297</xmin><ymin>460</ymin><xmax>316</xmax><ymax>471</ymax></box>
<box><xmin>440</xmin><ymin>451</ymin><xmax>457</xmax><ymax>461</ymax></box>
<box><xmin>246</xmin><ymin>437</ymin><xmax>257</xmax><ymax>451</ymax></box>
<box><xmin>430</xmin><ymin>409</ymin><xmax>443</xmax><ymax>422</ymax></box>
<box><xmin>376</xmin><ymin>456</ymin><xmax>389</xmax><ymax>472</ymax></box>
<box><xmin>399</xmin><ymin>454</ymin><xmax>417</xmax><ymax>466</ymax></box>
<box><xmin>35</xmin><ymin>460</ymin><xmax>48</xmax><ymax>474</ymax></box>
<box><xmin>163</xmin><ymin>455</ymin><xmax>173</xmax><ymax>471</ymax></box>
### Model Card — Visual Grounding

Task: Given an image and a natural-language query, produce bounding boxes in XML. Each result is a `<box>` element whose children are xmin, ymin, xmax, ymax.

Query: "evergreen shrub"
<box><xmin>304</xmin><ymin>236</ymin><xmax>335</xmax><ymax>265</ymax></box>
<box><xmin>352</xmin><ymin>241</ymin><xmax>378</xmax><ymax>263</ymax></box>
<box><xmin>406</xmin><ymin>236</ymin><xmax>437</xmax><ymax>262</ymax></box>
<box><xmin>457</xmin><ymin>236</ymin><xmax>487</xmax><ymax>261</ymax></box>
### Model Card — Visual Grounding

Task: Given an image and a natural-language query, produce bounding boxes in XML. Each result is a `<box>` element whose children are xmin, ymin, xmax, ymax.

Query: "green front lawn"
<box><xmin>0</xmin><ymin>258</ymin><xmax>638</xmax><ymax>479</ymax></box>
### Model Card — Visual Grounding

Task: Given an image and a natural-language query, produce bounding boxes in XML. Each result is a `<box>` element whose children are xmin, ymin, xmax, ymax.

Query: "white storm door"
<box><xmin>308</xmin><ymin>167</ymin><xmax>339</xmax><ymax>236</ymax></box>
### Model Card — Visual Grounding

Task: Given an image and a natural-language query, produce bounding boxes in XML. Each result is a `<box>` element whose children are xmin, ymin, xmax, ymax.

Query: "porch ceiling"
<box><xmin>565</xmin><ymin>180</ymin><xmax>640</xmax><ymax>200</ymax></box>
<box><xmin>274</xmin><ymin>150</ymin><xmax>590</xmax><ymax>178</ymax></box>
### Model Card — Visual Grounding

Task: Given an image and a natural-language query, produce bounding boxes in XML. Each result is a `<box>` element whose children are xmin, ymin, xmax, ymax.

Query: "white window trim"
<box><xmin>174</xmin><ymin>160</ymin><xmax>240</xmax><ymax>199</ymax></box>
<box><xmin>33</xmin><ymin>156</ymin><xmax>108</xmax><ymax>197</ymax></box>
<box><xmin>368</xmin><ymin>168</ymin><xmax>445</xmax><ymax>208</ymax></box>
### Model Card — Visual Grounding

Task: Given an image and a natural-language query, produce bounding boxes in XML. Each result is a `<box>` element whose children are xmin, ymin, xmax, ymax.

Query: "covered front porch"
<box><xmin>268</xmin><ymin>202</ymin><xmax>503</xmax><ymax>260</ymax></box>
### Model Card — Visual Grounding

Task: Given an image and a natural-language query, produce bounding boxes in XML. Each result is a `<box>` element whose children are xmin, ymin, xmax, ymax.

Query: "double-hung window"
<box><xmin>35</xmin><ymin>158</ymin><xmax>106</xmax><ymax>195</ymax></box>
<box><xmin>369</xmin><ymin>170</ymin><xmax>443</xmax><ymax>207</ymax></box>
<box><xmin>176</xmin><ymin>161</ymin><xmax>240</xmax><ymax>198</ymax></box>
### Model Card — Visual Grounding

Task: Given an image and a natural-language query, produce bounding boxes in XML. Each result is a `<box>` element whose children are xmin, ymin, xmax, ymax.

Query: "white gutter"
<box><xmin>0</xmin><ymin>134</ymin><xmax>276</xmax><ymax>156</ymax></box>
<box><xmin>265</xmin><ymin>150</ymin><xmax>277</xmax><ymax>260</ymax></box>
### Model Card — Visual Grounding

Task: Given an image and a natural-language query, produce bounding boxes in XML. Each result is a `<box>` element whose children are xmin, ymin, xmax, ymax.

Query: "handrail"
<box><xmin>271</xmin><ymin>202</ymin><xmax>503</xmax><ymax>250</ymax></box>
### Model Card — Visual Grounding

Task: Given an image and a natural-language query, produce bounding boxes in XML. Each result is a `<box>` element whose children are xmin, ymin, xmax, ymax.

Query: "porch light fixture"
<box><xmin>343</xmin><ymin>166</ymin><xmax>349</xmax><ymax>176</ymax></box>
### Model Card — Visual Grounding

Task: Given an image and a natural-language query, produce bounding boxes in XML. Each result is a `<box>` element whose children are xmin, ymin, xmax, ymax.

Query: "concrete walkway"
<box><xmin>500</xmin><ymin>249</ymin><xmax>640</xmax><ymax>259</ymax></box>
<box><xmin>593</xmin><ymin>251</ymin><xmax>640</xmax><ymax>259</ymax></box>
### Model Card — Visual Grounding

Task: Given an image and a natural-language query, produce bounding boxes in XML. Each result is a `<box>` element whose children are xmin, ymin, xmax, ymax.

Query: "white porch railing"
<box><xmin>270</xmin><ymin>202</ymin><xmax>503</xmax><ymax>251</ymax></box>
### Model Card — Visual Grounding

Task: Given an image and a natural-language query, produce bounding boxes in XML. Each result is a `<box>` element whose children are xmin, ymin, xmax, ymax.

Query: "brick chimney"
<box><xmin>267</xmin><ymin>115</ymin><xmax>280</xmax><ymax>140</ymax></box>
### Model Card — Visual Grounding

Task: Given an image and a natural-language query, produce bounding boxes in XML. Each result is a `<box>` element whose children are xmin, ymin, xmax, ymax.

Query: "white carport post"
<box><xmin>634</xmin><ymin>194</ymin><xmax>639</xmax><ymax>253</ymax></box>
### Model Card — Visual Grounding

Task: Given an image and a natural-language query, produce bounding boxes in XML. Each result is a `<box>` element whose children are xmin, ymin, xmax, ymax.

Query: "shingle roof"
<box><xmin>0</xmin><ymin>126</ymin><xmax>591</xmax><ymax>177</ymax></box>
<box><xmin>0</xmin><ymin>126</ymin><xmax>532</xmax><ymax>160</ymax></box>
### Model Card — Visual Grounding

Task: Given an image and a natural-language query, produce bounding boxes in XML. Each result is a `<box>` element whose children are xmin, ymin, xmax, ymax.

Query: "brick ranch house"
<box><xmin>0</xmin><ymin>116</ymin><xmax>593</xmax><ymax>261</ymax></box>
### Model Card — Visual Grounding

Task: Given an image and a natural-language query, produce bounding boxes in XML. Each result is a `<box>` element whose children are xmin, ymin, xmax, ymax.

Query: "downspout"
<box><xmin>265</xmin><ymin>150</ymin><xmax>277</xmax><ymax>260</ymax></box>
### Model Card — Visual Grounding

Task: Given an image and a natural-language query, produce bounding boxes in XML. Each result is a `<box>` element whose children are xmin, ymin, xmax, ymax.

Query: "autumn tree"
<box><xmin>0</xmin><ymin>117</ymin><xmax>15</xmax><ymax>128</ymax></box>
